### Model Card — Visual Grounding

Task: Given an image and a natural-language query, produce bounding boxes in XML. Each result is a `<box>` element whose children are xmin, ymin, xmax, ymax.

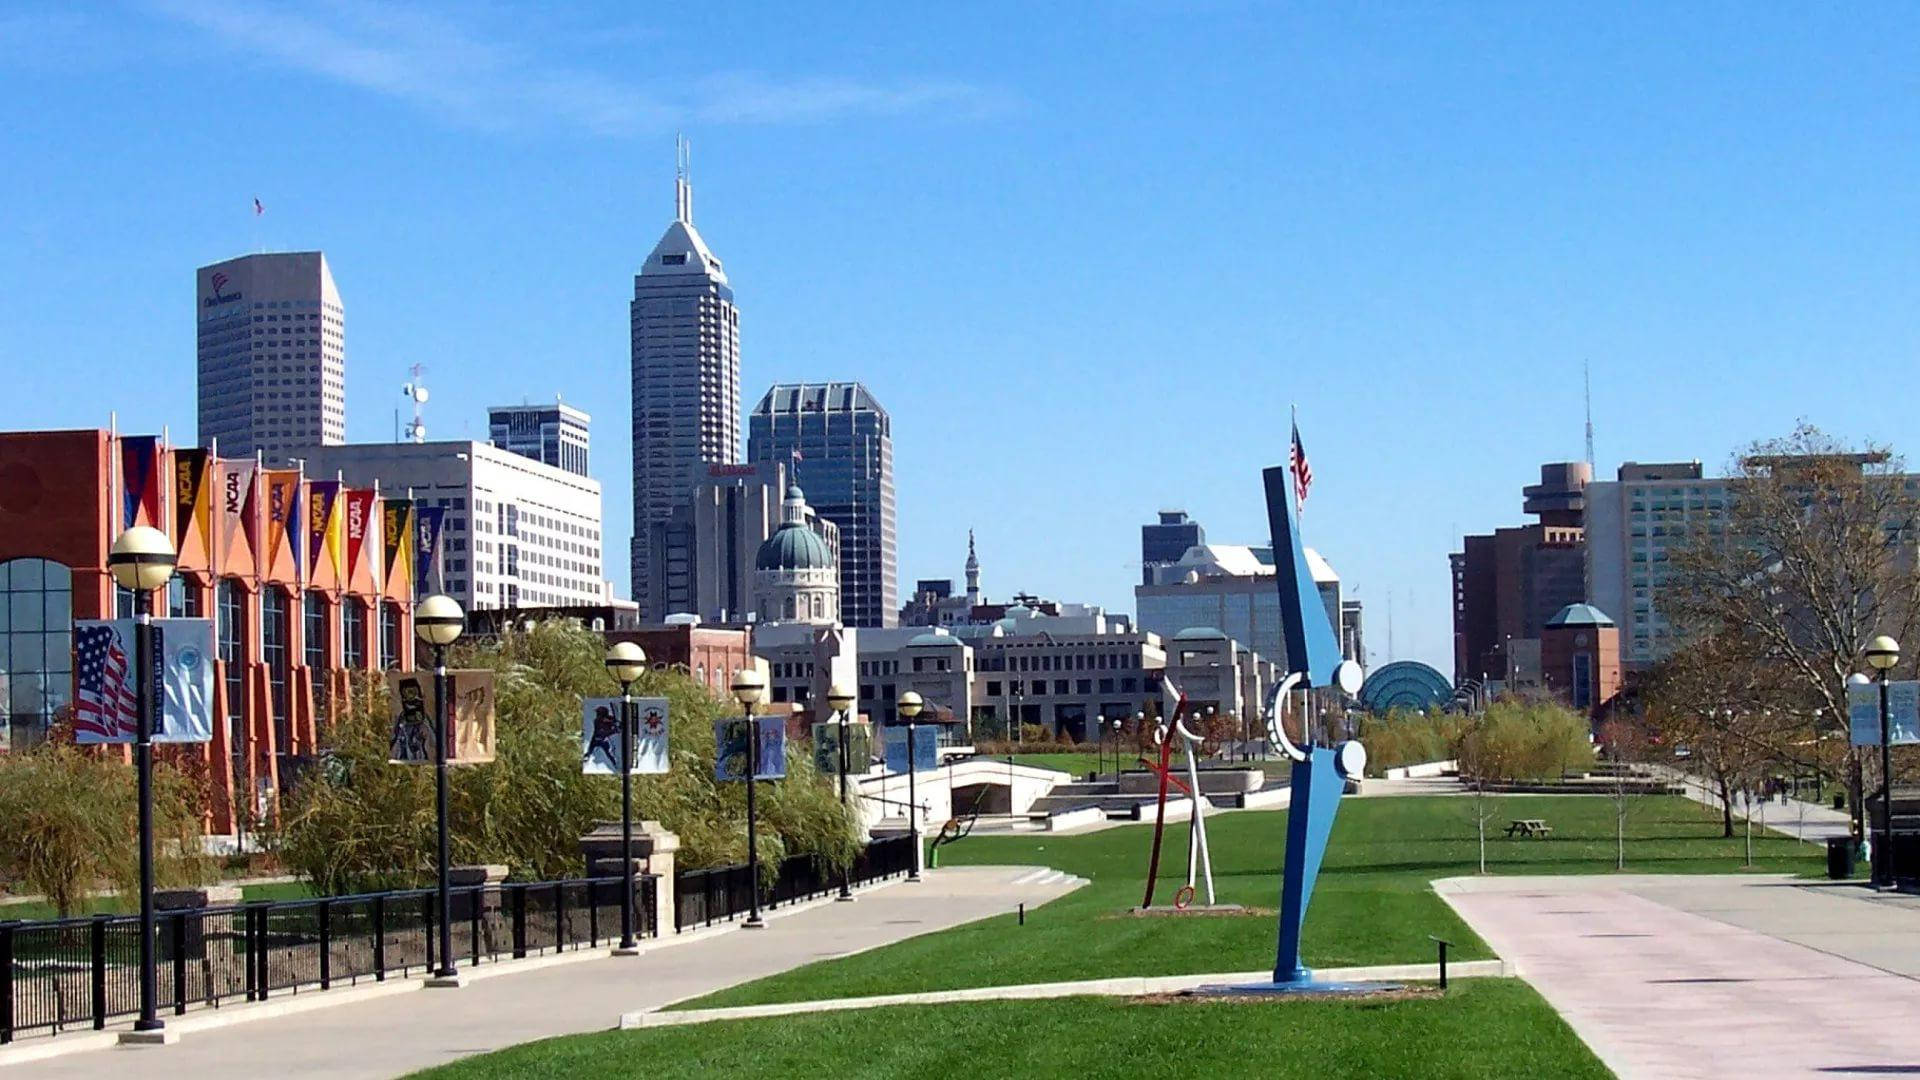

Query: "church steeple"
<box><xmin>964</xmin><ymin>529</ymin><xmax>981</xmax><ymax>606</ymax></box>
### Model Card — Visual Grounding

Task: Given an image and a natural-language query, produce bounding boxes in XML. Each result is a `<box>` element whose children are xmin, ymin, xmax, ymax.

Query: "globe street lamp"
<box><xmin>1111</xmin><ymin>717</ymin><xmax>1124</xmax><ymax>775</ymax></box>
<box><xmin>604</xmin><ymin>640</ymin><xmax>647</xmax><ymax>953</ymax></box>
<box><xmin>898</xmin><ymin>691</ymin><xmax>925</xmax><ymax>882</ymax></box>
<box><xmin>732</xmin><ymin>667</ymin><xmax>768</xmax><ymax>928</ymax></box>
<box><xmin>1868</xmin><ymin>635</ymin><xmax>1901</xmax><ymax>887</ymax></box>
<box><xmin>108</xmin><ymin>525</ymin><xmax>176</xmax><ymax>1034</ymax></box>
<box><xmin>828</xmin><ymin>683</ymin><xmax>858</xmax><ymax>901</ymax></box>
<box><xmin>414</xmin><ymin>593</ymin><xmax>465</xmax><ymax>982</ymax></box>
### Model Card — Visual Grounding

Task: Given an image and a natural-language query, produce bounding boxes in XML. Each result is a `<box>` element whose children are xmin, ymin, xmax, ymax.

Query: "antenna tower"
<box><xmin>1584</xmin><ymin>359</ymin><xmax>1595</xmax><ymax>466</ymax></box>
<box><xmin>401</xmin><ymin>364</ymin><xmax>430</xmax><ymax>443</ymax></box>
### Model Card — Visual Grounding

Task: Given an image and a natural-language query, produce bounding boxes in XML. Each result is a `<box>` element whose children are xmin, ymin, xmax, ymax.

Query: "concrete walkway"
<box><xmin>10</xmin><ymin>866</ymin><xmax>1083</xmax><ymax>1080</ymax></box>
<box><xmin>1440</xmin><ymin>874</ymin><xmax>1920</xmax><ymax>1078</ymax></box>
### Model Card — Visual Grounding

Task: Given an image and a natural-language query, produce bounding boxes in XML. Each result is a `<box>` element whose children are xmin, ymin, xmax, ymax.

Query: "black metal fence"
<box><xmin>0</xmin><ymin>875</ymin><xmax>656</xmax><ymax>1044</ymax></box>
<box><xmin>672</xmin><ymin>835</ymin><xmax>916</xmax><ymax>932</ymax></box>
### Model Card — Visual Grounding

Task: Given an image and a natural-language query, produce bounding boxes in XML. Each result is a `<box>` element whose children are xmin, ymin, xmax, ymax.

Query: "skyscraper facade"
<box><xmin>489</xmin><ymin>400</ymin><xmax>590</xmax><ymax>477</ymax></box>
<box><xmin>197</xmin><ymin>252</ymin><xmax>345</xmax><ymax>461</ymax></box>
<box><xmin>747</xmin><ymin>383</ymin><xmax>897</xmax><ymax>627</ymax></box>
<box><xmin>629</xmin><ymin>149</ymin><xmax>740</xmax><ymax>619</ymax></box>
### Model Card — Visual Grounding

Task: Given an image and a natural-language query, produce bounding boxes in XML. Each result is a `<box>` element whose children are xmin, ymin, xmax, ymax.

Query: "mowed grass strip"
<box><xmin>685</xmin><ymin>793</ymin><xmax>1818</xmax><ymax>1009</ymax></box>
<box><xmin>411</xmin><ymin>979</ymin><xmax>1609</xmax><ymax>1080</ymax></box>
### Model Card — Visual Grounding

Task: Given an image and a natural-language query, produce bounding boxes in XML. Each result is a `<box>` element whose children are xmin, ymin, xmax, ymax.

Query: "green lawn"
<box><xmin>0</xmin><ymin>880</ymin><xmax>312</xmax><ymax>922</ymax></box>
<box><xmin>412</xmin><ymin>979</ymin><xmax>1608</xmax><ymax>1080</ymax></box>
<box><xmin>996</xmin><ymin>751</ymin><xmax>1107</xmax><ymax>777</ymax></box>
<box><xmin>685</xmin><ymin>793</ymin><xmax>1819</xmax><ymax>1009</ymax></box>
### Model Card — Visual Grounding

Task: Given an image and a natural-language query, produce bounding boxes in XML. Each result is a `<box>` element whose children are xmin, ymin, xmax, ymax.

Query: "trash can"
<box><xmin>1834</xmin><ymin>793</ymin><xmax>1847</xmax><ymax>812</ymax></box>
<box><xmin>1828</xmin><ymin>836</ymin><xmax>1856</xmax><ymax>880</ymax></box>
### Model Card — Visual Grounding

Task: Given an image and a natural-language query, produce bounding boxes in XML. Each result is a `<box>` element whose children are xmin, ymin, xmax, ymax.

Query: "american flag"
<box><xmin>1289</xmin><ymin>418</ymin><xmax>1314</xmax><ymax>511</ymax></box>
<box><xmin>253</xmin><ymin>197</ymin><xmax>264</xmax><ymax>217</ymax></box>
<box><xmin>74</xmin><ymin>623</ymin><xmax>138</xmax><ymax>741</ymax></box>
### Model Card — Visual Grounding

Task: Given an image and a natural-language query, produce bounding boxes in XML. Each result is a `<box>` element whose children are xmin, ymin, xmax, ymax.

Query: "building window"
<box><xmin>304</xmin><ymin>591</ymin><xmax>329</xmax><ymax>720</ymax></box>
<box><xmin>343</xmin><ymin>600</ymin><xmax>367</xmax><ymax>670</ymax></box>
<box><xmin>0</xmin><ymin>558</ymin><xmax>73</xmax><ymax>748</ymax></box>
<box><xmin>263</xmin><ymin>589</ymin><xmax>291</xmax><ymax>752</ymax></box>
<box><xmin>218</xmin><ymin>579</ymin><xmax>246</xmax><ymax>764</ymax></box>
<box><xmin>382</xmin><ymin>604</ymin><xmax>402</xmax><ymax>671</ymax></box>
<box><xmin>1572</xmin><ymin>654</ymin><xmax>1594</xmax><ymax>709</ymax></box>
<box><xmin>169</xmin><ymin>577</ymin><xmax>203</xmax><ymax>617</ymax></box>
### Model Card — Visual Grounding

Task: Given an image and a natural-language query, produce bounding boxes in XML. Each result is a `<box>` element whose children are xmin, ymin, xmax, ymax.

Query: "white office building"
<box><xmin>297</xmin><ymin>441</ymin><xmax>604</xmax><ymax>611</ymax></box>
<box><xmin>197</xmin><ymin>251</ymin><xmax>346</xmax><ymax>461</ymax></box>
<box><xmin>1134</xmin><ymin>543</ymin><xmax>1349</xmax><ymax>671</ymax></box>
<box><xmin>630</xmin><ymin>145</ymin><xmax>741</xmax><ymax>618</ymax></box>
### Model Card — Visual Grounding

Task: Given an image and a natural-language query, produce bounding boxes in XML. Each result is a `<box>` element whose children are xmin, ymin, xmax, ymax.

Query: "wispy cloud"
<box><xmin>141</xmin><ymin>0</ymin><xmax>1009</xmax><ymax>137</ymax></box>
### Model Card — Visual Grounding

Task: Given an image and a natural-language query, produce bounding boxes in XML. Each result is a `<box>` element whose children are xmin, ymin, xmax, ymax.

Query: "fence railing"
<box><xmin>0</xmin><ymin>875</ymin><xmax>657</xmax><ymax>1044</ymax></box>
<box><xmin>672</xmin><ymin>835</ymin><xmax>916</xmax><ymax>933</ymax></box>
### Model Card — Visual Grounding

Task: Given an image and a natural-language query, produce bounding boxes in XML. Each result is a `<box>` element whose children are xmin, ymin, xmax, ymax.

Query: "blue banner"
<box><xmin>883</xmin><ymin>726</ymin><xmax>939</xmax><ymax>774</ymax></box>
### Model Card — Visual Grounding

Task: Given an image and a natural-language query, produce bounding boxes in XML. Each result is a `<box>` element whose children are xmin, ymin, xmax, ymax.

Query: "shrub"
<box><xmin>273</xmin><ymin>620</ymin><xmax>861</xmax><ymax>894</ymax></box>
<box><xmin>1457</xmin><ymin>701</ymin><xmax>1594</xmax><ymax>782</ymax></box>
<box><xmin>0</xmin><ymin>740</ymin><xmax>213</xmax><ymax>916</ymax></box>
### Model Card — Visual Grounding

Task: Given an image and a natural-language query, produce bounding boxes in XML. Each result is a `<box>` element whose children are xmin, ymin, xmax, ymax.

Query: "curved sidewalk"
<box><xmin>10</xmin><ymin>865</ymin><xmax>1083</xmax><ymax>1080</ymax></box>
<box><xmin>1440</xmin><ymin>874</ymin><xmax>1920</xmax><ymax>1079</ymax></box>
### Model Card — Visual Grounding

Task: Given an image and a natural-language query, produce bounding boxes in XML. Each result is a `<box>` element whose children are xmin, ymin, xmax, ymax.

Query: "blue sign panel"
<box><xmin>883</xmin><ymin>726</ymin><xmax>939</xmax><ymax>774</ymax></box>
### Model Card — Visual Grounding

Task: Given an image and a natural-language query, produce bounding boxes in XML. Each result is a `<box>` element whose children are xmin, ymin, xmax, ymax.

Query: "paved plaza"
<box><xmin>9</xmin><ymin>866</ymin><xmax>1081</xmax><ymax>1080</ymax></box>
<box><xmin>1442</xmin><ymin>873</ymin><xmax>1920</xmax><ymax>1079</ymax></box>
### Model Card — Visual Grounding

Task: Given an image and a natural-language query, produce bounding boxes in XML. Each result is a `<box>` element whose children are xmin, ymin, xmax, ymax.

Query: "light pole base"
<box><xmin>425</xmin><ymin>974</ymin><xmax>466</xmax><ymax>989</ymax></box>
<box><xmin>906</xmin><ymin>873</ymin><xmax>923</xmax><ymax>882</ymax></box>
<box><xmin>742</xmin><ymin>917</ymin><xmax>767</xmax><ymax>929</ymax></box>
<box><xmin>118</xmin><ymin>1028</ymin><xmax>179</xmax><ymax>1046</ymax></box>
<box><xmin>835</xmin><ymin>892</ymin><xmax>857</xmax><ymax>903</ymax></box>
<box><xmin>612</xmin><ymin>945</ymin><xmax>643</xmax><ymax>957</ymax></box>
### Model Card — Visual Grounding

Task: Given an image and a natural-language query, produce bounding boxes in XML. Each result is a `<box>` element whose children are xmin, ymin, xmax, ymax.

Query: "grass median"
<box><xmin>683</xmin><ymin>793</ymin><xmax>1819</xmax><ymax>1010</ymax></box>
<box><xmin>413</xmin><ymin>978</ymin><xmax>1608</xmax><ymax>1080</ymax></box>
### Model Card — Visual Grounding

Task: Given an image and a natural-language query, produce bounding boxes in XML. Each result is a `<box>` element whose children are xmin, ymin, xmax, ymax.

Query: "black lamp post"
<box><xmin>732</xmin><ymin>667</ymin><xmax>768</xmax><ymax>928</ymax></box>
<box><xmin>1867</xmin><ymin>635</ymin><xmax>1901</xmax><ymax>887</ymax></box>
<box><xmin>108</xmin><ymin>525</ymin><xmax>177</xmax><ymax>1035</ymax></box>
<box><xmin>414</xmin><ymin>593</ymin><xmax>465</xmax><ymax>983</ymax></box>
<box><xmin>899</xmin><ymin>691</ymin><xmax>925</xmax><ymax>881</ymax></box>
<box><xmin>605</xmin><ymin>640</ymin><xmax>647</xmax><ymax>953</ymax></box>
<box><xmin>829</xmin><ymin>684</ymin><xmax>858</xmax><ymax>902</ymax></box>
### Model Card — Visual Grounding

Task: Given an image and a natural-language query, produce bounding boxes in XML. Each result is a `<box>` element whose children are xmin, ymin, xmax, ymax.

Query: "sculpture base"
<box><xmin>1186</xmin><ymin>979</ymin><xmax>1403</xmax><ymax>998</ymax></box>
<box><xmin>1128</xmin><ymin>904</ymin><xmax>1247</xmax><ymax>917</ymax></box>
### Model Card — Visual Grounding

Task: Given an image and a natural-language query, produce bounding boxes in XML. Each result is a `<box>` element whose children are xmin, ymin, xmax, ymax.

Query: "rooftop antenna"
<box><xmin>675</xmin><ymin>134</ymin><xmax>692</xmax><ymax>224</ymax></box>
<box><xmin>401</xmin><ymin>364</ymin><xmax>429</xmax><ymax>443</ymax></box>
<box><xmin>1583</xmin><ymin>358</ymin><xmax>1595</xmax><ymax>466</ymax></box>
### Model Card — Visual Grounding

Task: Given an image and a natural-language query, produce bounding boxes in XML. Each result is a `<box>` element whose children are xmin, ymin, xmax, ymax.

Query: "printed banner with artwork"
<box><xmin>812</xmin><ymin>719</ymin><xmax>873</xmax><ymax>776</ymax></box>
<box><xmin>73</xmin><ymin>619</ymin><xmax>215</xmax><ymax>744</ymax></box>
<box><xmin>714</xmin><ymin>716</ymin><xmax>787</xmax><ymax>781</ymax></box>
<box><xmin>173</xmin><ymin>449</ymin><xmax>212</xmax><ymax>552</ymax></box>
<box><xmin>1850</xmin><ymin>680</ymin><xmax>1920</xmax><ymax>746</ymax></box>
<box><xmin>344</xmin><ymin>489</ymin><xmax>375</xmax><ymax>581</ymax></box>
<box><xmin>883</xmin><ymin>725</ymin><xmax>940</xmax><ymax>775</ymax></box>
<box><xmin>386</xmin><ymin>670</ymin><xmax>498</xmax><ymax>764</ymax></box>
<box><xmin>582</xmin><ymin>697</ymin><xmax>670</xmax><ymax>775</ymax></box>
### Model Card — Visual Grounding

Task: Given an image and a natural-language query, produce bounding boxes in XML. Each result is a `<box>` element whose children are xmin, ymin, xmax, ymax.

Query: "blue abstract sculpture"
<box><xmin>1205</xmin><ymin>464</ymin><xmax>1373</xmax><ymax>993</ymax></box>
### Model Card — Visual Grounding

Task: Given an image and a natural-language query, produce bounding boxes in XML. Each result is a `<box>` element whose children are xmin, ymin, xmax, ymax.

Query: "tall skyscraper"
<box><xmin>630</xmin><ymin>141</ymin><xmax>740</xmax><ymax>619</ymax></box>
<box><xmin>489</xmin><ymin>399</ymin><xmax>590</xmax><ymax>477</ymax></box>
<box><xmin>748</xmin><ymin>383</ymin><xmax>897</xmax><ymax>627</ymax></box>
<box><xmin>196</xmin><ymin>252</ymin><xmax>345</xmax><ymax>461</ymax></box>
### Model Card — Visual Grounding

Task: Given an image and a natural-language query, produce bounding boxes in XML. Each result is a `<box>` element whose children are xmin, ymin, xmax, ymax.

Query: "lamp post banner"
<box><xmin>583</xmin><ymin>697</ymin><xmax>670</xmax><ymax>774</ymax></box>
<box><xmin>884</xmin><ymin>726</ymin><xmax>939</xmax><ymax>774</ymax></box>
<box><xmin>813</xmin><ymin>720</ymin><xmax>872</xmax><ymax>774</ymax></box>
<box><xmin>75</xmin><ymin>619</ymin><xmax>213</xmax><ymax>744</ymax></box>
<box><xmin>1849</xmin><ymin>681</ymin><xmax>1920</xmax><ymax>746</ymax></box>
<box><xmin>715</xmin><ymin>716</ymin><xmax>787</xmax><ymax>781</ymax></box>
<box><xmin>387</xmin><ymin>669</ymin><xmax>496</xmax><ymax>763</ymax></box>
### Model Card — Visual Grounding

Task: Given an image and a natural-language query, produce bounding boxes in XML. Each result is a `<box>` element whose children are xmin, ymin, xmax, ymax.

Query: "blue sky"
<box><xmin>3</xmin><ymin>2</ymin><xmax>1918</xmax><ymax>672</ymax></box>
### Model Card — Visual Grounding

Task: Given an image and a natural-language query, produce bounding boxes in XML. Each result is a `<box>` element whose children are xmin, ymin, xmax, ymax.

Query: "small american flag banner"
<box><xmin>1289</xmin><ymin>418</ymin><xmax>1314</xmax><ymax>511</ymax></box>
<box><xmin>73</xmin><ymin>621</ymin><xmax>141</xmax><ymax>743</ymax></box>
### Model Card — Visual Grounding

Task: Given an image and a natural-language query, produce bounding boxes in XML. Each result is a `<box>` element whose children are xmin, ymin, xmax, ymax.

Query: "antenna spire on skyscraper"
<box><xmin>674</xmin><ymin>134</ymin><xmax>693</xmax><ymax>224</ymax></box>
<box><xmin>1584</xmin><ymin>358</ymin><xmax>1595</xmax><ymax>466</ymax></box>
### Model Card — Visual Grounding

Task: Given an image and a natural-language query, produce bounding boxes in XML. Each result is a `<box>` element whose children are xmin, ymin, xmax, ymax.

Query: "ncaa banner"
<box><xmin>172</xmin><ymin>449</ymin><xmax>211</xmax><ymax>551</ymax></box>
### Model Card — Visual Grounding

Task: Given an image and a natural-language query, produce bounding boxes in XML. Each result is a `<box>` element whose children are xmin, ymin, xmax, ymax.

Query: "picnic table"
<box><xmin>1505</xmin><ymin>818</ymin><xmax>1553</xmax><ymax>838</ymax></box>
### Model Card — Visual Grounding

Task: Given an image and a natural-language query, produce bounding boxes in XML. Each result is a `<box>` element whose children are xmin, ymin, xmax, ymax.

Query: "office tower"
<box><xmin>630</xmin><ymin>141</ymin><xmax>740</xmax><ymax>619</ymax></box>
<box><xmin>1449</xmin><ymin>462</ymin><xmax>1591</xmax><ymax>685</ymax></box>
<box><xmin>197</xmin><ymin>252</ymin><xmax>345</xmax><ymax>461</ymax></box>
<box><xmin>300</xmin><ymin>441</ymin><xmax>604</xmax><ymax>611</ymax></box>
<box><xmin>1141</xmin><ymin>510</ymin><xmax>1205</xmax><ymax>585</ymax></box>
<box><xmin>489</xmin><ymin>399</ymin><xmax>590</xmax><ymax>477</ymax></box>
<box><xmin>748</xmin><ymin>382</ymin><xmax>897</xmax><ymax>627</ymax></box>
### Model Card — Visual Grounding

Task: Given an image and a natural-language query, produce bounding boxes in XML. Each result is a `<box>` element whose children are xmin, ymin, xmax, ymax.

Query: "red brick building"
<box><xmin>611</xmin><ymin>622</ymin><xmax>753</xmax><ymax>700</ymax></box>
<box><xmin>0</xmin><ymin>430</ymin><xmax>419</xmax><ymax>832</ymax></box>
<box><xmin>1539</xmin><ymin>603</ymin><xmax>1623</xmax><ymax>717</ymax></box>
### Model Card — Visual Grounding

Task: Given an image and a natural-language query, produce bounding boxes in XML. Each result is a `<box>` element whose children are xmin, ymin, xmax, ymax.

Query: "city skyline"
<box><xmin>8</xmin><ymin>4</ymin><xmax>1920</xmax><ymax>672</ymax></box>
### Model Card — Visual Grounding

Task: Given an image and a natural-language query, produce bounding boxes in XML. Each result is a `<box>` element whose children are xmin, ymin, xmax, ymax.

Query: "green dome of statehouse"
<box><xmin>756</xmin><ymin>523</ymin><xmax>833</xmax><ymax>572</ymax></box>
<box><xmin>1546</xmin><ymin>603</ymin><xmax>1616</xmax><ymax>628</ymax></box>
